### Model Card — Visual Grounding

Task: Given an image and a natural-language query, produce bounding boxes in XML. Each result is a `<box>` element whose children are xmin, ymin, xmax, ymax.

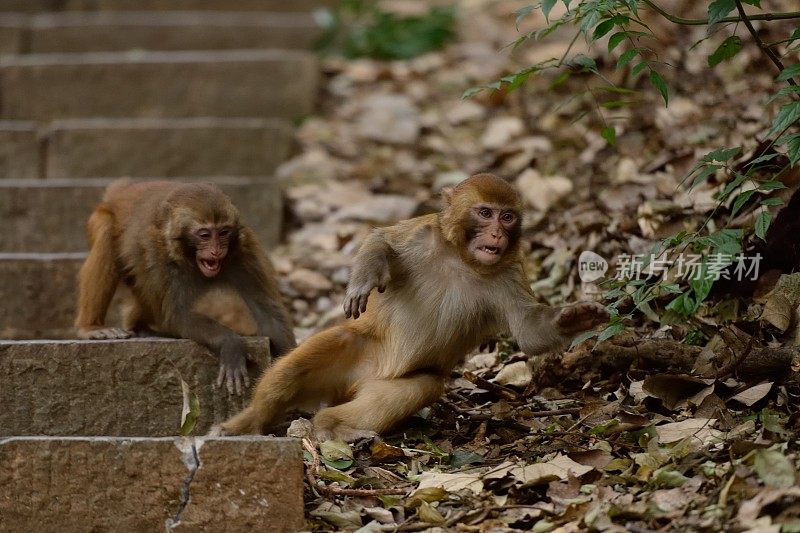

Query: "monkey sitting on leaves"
<box><xmin>75</xmin><ymin>180</ymin><xmax>296</xmax><ymax>395</ymax></box>
<box><xmin>215</xmin><ymin>173</ymin><xmax>608</xmax><ymax>440</ymax></box>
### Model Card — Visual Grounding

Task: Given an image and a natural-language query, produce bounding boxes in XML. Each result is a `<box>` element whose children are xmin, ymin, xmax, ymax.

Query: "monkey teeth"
<box><xmin>479</xmin><ymin>246</ymin><xmax>500</xmax><ymax>255</ymax></box>
<box><xmin>198</xmin><ymin>258</ymin><xmax>221</xmax><ymax>277</ymax></box>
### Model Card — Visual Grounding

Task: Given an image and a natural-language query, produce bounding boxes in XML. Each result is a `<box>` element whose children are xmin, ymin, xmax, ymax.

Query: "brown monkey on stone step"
<box><xmin>216</xmin><ymin>173</ymin><xmax>607</xmax><ymax>438</ymax></box>
<box><xmin>75</xmin><ymin>180</ymin><xmax>296</xmax><ymax>394</ymax></box>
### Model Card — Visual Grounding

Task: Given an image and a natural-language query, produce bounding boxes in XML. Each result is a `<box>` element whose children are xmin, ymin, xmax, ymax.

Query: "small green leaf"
<box><xmin>601</xmin><ymin>125</ymin><xmax>616</xmax><ymax>145</ymax></box>
<box><xmin>179</xmin><ymin>379</ymin><xmax>200</xmax><ymax>436</ymax></box>
<box><xmin>617</xmin><ymin>48</ymin><xmax>639</xmax><ymax>68</ymax></box>
<box><xmin>758</xmin><ymin>180</ymin><xmax>787</xmax><ymax>191</ymax></box>
<box><xmin>708</xmin><ymin>36</ymin><xmax>743</xmax><ymax>67</ymax></box>
<box><xmin>701</xmin><ymin>146</ymin><xmax>741</xmax><ymax>162</ymax></box>
<box><xmin>597</xmin><ymin>322</ymin><xmax>624</xmax><ymax>343</ymax></box>
<box><xmin>542</xmin><ymin>0</ymin><xmax>557</xmax><ymax>21</ymax></box>
<box><xmin>690</xmin><ymin>164</ymin><xmax>721</xmax><ymax>189</ymax></box>
<box><xmin>608</xmin><ymin>31</ymin><xmax>627</xmax><ymax>52</ymax></box>
<box><xmin>593</xmin><ymin>19</ymin><xmax>616</xmax><ymax>41</ymax></box>
<box><xmin>462</xmin><ymin>86</ymin><xmax>482</xmax><ymax>99</ymax></box>
<box><xmin>649</xmin><ymin>70</ymin><xmax>669</xmax><ymax>106</ymax></box>
<box><xmin>786</xmin><ymin>133</ymin><xmax>800</xmax><ymax>166</ymax></box>
<box><xmin>761</xmin><ymin>197</ymin><xmax>784</xmax><ymax>207</ymax></box>
<box><xmin>570</xmin><ymin>329</ymin><xmax>599</xmax><ymax>349</ymax></box>
<box><xmin>320</xmin><ymin>439</ymin><xmax>354</xmax><ymax>469</ymax></box>
<box><xmin>514</xmin><ymin>5</ymin><xmax>534</xmax><ymax>29</ymax></box>
<box><xmin>708</xmin><ymin>0</ymin><xmax>735</xmax><ymax>25</ymax></box>
<box><xmin>777</xmin><ymin>62</ymin><xmax>800</xmax><ymax>82</ymax></box>
<box><xmin>753</xmin><ymin>448</ymin><xmax>795</xmax><ymax>488</ymax></box>
<box><xmin>730</xmin><ymin>189</ymin><xmax>756</xmax><ymax>218</ymax></box>
<box><xmin>767</xmin><ymin>101</ymin><xmax>800</xmax><ymax>137</ymax></box>
<box><xmin>755</xmin><ymin>211</ymin><xmax>772</xmax><ymax>240</ymax></box>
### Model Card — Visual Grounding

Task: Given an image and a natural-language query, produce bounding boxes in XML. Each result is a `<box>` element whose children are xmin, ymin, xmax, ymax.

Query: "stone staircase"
<box><xmin>0</xmin><ymin>1</ymin><xmax>329</xmax><ymax>529</ymax></box>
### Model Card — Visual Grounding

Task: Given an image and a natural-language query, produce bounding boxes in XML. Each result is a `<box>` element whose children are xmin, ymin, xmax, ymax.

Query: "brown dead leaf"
<box><xmin>655</xmin><ymin>418</ymin><xmax>723</xmax><ymax>445</ymax></box>
<box><xmin>728</xmin><ymin>382</ymin><xmax>773</xmax><ymax>407</ymax></box>
<box><xmin>642</xmin><ymin>374</ymin><xmax>715</xmax><ymax>410</ymax></box>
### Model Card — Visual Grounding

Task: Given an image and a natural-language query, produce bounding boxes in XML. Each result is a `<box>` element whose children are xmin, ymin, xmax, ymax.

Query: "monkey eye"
<box><xmin>501</xmin><ymin>212</ymin><xmax>516</xmax><ymax>223</ymax></box>
<box><xmin>478</xmin><ymin>207</ymin><xmax>493</xmax><ymax>219</ymax></box>
<box><xmin>218</xmin><ymin>228</ymin><xmax>231</xmax><ymax>238</ymax></box>
<box><xmin>197</xmin><ymin>229</ymin><xmax>211</xmax><ymax>239</ymax></box>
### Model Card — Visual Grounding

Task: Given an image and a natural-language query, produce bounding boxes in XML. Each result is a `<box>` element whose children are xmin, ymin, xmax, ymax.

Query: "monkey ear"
<box><xmin>441</xmin><ymin>187</ymin><xmax>454</xmax><ymax>206</ymax></box>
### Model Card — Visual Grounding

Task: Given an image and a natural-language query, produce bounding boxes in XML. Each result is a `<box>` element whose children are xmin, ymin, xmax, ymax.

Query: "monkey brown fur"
<box><xmin>75</xmin><ymin>180</ymin><xmax>296</xmax><ymax>394</ymax></box>
<box><xmin>217</xmin><ymin>173</ymin><xmax>607</xmax><ymax>439</ymax></box>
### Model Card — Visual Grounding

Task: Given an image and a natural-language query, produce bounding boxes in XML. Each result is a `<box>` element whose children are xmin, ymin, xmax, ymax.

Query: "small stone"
<box><xmin>355</xmin><ymin>94</ymin><xmax>421</xmax><ymax>145</ymax></box>
<box><xmin>332</xmin><ymin>195</ymin><xmax>418</xmax><ymax>224</ymax></box>
<box><xmin>481</xmin><ymin>116</ymin><xmax>525</xmax><ymax>150</ymax></box>
<box><xmin>444</xmin><ymin>100</ymin><xmax>486</xmax><ymax>125</ymax></box>
<box><xmin>433</xmin><ymin>170</ymin><xmax>469</xmax><ymax>190</ymax></box>
<box><xmin>515</xmin><ymin>169</ymin><xmax>574</xmax><ymax>212</ymax></box>
<box><xmin>288</xmin><ymin>268</ymin><xmax>334</xmax><ymax>298</ymax></box>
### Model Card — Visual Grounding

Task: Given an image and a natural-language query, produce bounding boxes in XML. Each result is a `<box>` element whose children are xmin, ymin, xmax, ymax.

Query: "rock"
<box><xmin>288</xmin><ymin>268</ymin><xmax>334</xmax><ymax>298</ymax></box>
<box><xmin>276</xmin><ymin>148</ymin><xmax>346</xmax><ymax>185</ymax></box>
<box><xmin>494</xmin><ymin>361</ymin><xmax>532</xmax><ymax>388</ymax></box>
<box><xmin>332</xmin><ymin>195</ymin><xmax>418</xmax><ymax>224</ymax></box>
<box><xmin>480</xmin><ymin>116</ymin><xmax>525</xmax><ymax>150</ymax></box>
<box><xmin>355</xmin><ymin>94</ymin><xmax>421</xmax><ymax>145</ymax></box>
<box><xmin>515</xmin><ymin>169</ymin><xmax>574</xmax><ymax>211</ymax></box>
<box><xmin>444</xmin><ymin>99</ymin><xmax>486</xmax><ymax>125</ymax></box>
<box><xmin>434</xmin><ymin>170</ymin><xmax>469</xmax><ymax>190</ymax></box>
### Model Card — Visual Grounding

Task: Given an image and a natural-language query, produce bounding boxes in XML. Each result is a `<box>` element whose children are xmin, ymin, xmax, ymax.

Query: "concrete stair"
<box><xmin>0</xmin><ymin>0</ymin><xmax>330</xmax><ymax>527</ymax></box>
<box><xmin>0</xmin><ymin>436</ymin><xmax>304</xmax><ymax>531</ymax></box>
<box><xmin>0</xmin><ymin>49</ymin><xmax>318</xmax><ymax>121</ymax></box>
<box><xmin>0</xmin><ymin>0</ymin><xmax>338</xmax><ymax>12</ymax></box>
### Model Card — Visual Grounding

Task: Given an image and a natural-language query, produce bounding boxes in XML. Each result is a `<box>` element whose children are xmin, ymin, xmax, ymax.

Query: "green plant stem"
<box><xmin>734</xmin><ymin>0</ymin><xmax>798</xmax><ymax>88</ymax></box>
<box><xmin>642</xmin><ymin>0</ymin><xmax>800</xmax><ymax>26</ymax></box>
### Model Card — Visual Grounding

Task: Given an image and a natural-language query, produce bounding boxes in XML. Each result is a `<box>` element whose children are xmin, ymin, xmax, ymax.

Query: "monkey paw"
<box><xmin>79</xmin><ymin>327</ymin><xmax>133</xmax><ymax>340</ymax></box>
<box><xmin>556</xmin><ymin>301</ymin><xmax>609</xmax><ymax>335</ymax></box>
<box><xmin>343</xmin><ymin>266</ymin><xmax>390</xmax><ymax>319</ymax></box>
<box><xmin>314</xmin><ymin>425</ymin><xmax>378</xmax><ymax>443</ymax></box>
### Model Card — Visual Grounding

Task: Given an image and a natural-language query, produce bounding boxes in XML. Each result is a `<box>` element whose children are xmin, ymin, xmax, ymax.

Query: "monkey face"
<box><xmin>466</xmin><ymin>204</ymin><xmax>519</xmax><ymax>266</ymax></box>
<box><xmin>191</xmin><ymin>225</ymin><xmax>235</xmax><ymax>277</ymax></box>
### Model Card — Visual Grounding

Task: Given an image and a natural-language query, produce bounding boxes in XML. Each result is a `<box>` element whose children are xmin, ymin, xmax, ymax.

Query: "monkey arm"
<box><xmin>343</xmin><ymin>229</ymin><xmax>394</xmax><ymax>319</ymax></box>
<box><xmin>161</xmin><ymin>278</ymin><xmax>250</xmax><ymax>394</ymax></box>
<box><xmin>505</xmin><ymin>275</ymin><xmax>608</xmax><ymax>355</ymax></box>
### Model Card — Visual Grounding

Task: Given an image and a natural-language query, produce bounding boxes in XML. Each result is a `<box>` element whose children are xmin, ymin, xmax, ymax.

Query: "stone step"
<box><xmin>45</xmin><ymin>117</ymin><xmax>292</xmax><ymax>178</ymax></box>
<box><xmin>0</xmin><ymin>49</ymin><xmax>318</xmax><ymax>121</ymax></box>
<box><xmin>0</xmin><ymin>338</ymin><xmax>271</xmax><ymax>435</ymax></box>
<box><xmin>0</xmin><ymin>177</ymin><xmax>283</xmax><ymax>254</ymax></box>
<box><xmin>0</xmin><ymin>436</ymin><xmax>304</xmax><ymax>531</ymax></box>
<box><xmin>0</xmin><ymin>0</ymin><xmax>336</xmax><ymax>12</ymax></box>
<box><xmin>0</xmin><ymin>120</ymin><xmax>39</xmax><ymax>179</ymax></box>
<box><xmin>0</xmin><ymin>118</ymin><xmax>292</xmax><ymax>179</ymax></box>
<box><xmin>14</xmin><ymin>12</ymin><xmax>323</xmax><ymax>53</ymax></box>
<box><xmin>0</xmin><ymin>253</ymin><xmax>83</xmax><ymax>339</ymax></box>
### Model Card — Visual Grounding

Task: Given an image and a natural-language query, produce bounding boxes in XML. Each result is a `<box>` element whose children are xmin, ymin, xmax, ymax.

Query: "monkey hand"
<box><xmin>216</xmin><ymin>339</ymin><xmax>250</xmax><ymax>395</ymax></box>
<box><xmin>555</xmin><ymin>301</ymin><xmax>609</xmax><ymax>335</ymax></box>
<box><xmin>343</xmin><ymin>263</ymin><xmax>391</xmax><ymax>319</ymax></box>
<box><xmin>77</xmin><ymin>326</ymin><xmax>133</xmax><ymax>340</ymax></box>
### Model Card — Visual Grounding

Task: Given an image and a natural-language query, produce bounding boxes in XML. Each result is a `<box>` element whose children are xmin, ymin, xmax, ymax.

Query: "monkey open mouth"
<box><xmin>197</xmin><ymin>257</ymin><xmax>221</xmax><ymax>277</ymax></box>
<box><xmin>478</xmin><ymin>245</ymin><xmax>501</xmax><ymax>255</ymax></box>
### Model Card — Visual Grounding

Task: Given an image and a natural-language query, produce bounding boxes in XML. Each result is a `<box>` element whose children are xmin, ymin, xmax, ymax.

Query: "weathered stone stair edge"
<box><xmin>0</xmin><ymin>0</ymin><xmax>338</xmax><ymax>12</ymax></box>
<box><xmin>0</xmin><ymin>337</ymin><xmax>271</xmax><ymax>436</ymax></box>
<box><xmin>0</xmin><ymin>47</ymin><xmax>313</xmax><ymax>65</ymax></box>
<box><xmin>0</xmin><ymin>176</ymin><xmax>284</xmax><ymax>252</ymax></box>
<box><xmin>0</xmin><ymin>49</ymin><xmax>319</xmax><ymax>120</ymax></box>
<box><xmin>0</xmin><ymin>435</ymin><xmax>304</xmax><ymax>531</ymax></box>
<box><xmin>0</xmin><ymin>12</ymin><xmax>323</xmax><ymax>54</ymax></box>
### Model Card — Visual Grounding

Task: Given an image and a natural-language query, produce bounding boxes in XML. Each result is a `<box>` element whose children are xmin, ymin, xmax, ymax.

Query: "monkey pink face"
<box><xmin>467</xmin><ymin>204</ymin><xmax>519</xmax><ymax>265</ymax></box>
<box><xmin>192</xmin><ymin>225</ymin><xmax>235</xmax><ymax>277</ymax></box>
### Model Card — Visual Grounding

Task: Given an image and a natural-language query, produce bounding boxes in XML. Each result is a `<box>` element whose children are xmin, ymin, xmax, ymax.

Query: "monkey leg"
<box><xmin>312</xmin><ymin>373</ymin><xmax>445</xmax><ymax>442</ymax></box>
<box><xmin>217</xmin><ymin>327</ymin><xmax>361</xmax><ymax>435</ymax></box>
<box><xmin>75</xmin><ymin>206</ymin><xmax>131</xmax><ymax>340</ymax></box>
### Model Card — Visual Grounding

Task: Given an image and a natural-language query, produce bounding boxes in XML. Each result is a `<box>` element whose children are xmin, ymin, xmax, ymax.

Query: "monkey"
<box><xmin>215</xmin><ymin>173</ymin><xmax>607</xmax><ymax>439</ymax></box>
<box><xmin>74</xmin><ymin>180</ymin><xmax>296</xmax><ymax>394</ymax></box>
